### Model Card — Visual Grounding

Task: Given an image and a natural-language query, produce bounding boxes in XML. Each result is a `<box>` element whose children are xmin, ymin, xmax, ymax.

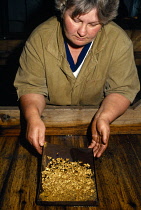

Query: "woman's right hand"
<box><xmin>26</xmin><ymin>116</ymin><xmax>46</xmax><ymax>154</ymax></box>
<box><xmin>19</xmin><ymin>94</ymin><xmax>46</xmax><ymax>154</ymax></box>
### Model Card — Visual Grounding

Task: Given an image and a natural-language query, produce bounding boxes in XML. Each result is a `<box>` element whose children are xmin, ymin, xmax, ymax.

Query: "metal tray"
<box><xmin>36</xmin><ymin>142</ymin><xmax>98</xmax><ymax>206</ymax></box>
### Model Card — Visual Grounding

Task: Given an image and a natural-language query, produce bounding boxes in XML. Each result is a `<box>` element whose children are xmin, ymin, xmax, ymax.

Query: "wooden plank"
<box><xmin>0</xmin><ymin>106</ymin><xmax>141</xmax><ymax>135</ymax></box>
<box><xmin>94</xmin><ymin>134</ymin><xmax>141</xmax><ymax>209</ymax></box>
<box><xmin>1</xmin><ymin>105</ymin><xmax>141</xmax><ymax>126</ymax></box>
<box><xmin>0</xmin><ymin>137</ymin><xmax>39</xmax><ymax>209</ymax></box>
<box><xmin>0</xmin><ymin>135</ymin><xmax>141</xmax><ymax>209</ymax></box>
<box><xmin>0</xmin><ymin>124</ymin><xmax>141</xmax><ymax>136</ymax></box>
<box><xmin>0</xmin><ymin>137</ymin><xmax>19</xmax><ymax>193</ymax></box>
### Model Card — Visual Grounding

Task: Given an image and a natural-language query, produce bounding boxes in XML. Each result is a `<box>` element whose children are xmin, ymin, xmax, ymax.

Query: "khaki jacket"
<box><xmin>14</xmin><ymin>17</ymin><xmax>140</xmax><ymax>105</ymax></box>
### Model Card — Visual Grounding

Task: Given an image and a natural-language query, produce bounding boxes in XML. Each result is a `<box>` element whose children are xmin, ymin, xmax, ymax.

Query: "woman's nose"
<box><xmin>77</xmin><ymin>24</ymin><xmax>87</xmax><ymax>37</ymax></box>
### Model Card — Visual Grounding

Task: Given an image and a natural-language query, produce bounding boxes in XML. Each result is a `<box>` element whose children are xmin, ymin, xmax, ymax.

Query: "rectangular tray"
<box><xmin>36</xmin><ymin>142</ymin><xmax>98</xmax><ymax>206</ymax></box>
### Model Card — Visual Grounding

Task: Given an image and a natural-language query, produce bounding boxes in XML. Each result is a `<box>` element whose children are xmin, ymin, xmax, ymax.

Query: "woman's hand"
<box><xmin>20</xmin><ymin>94</ymin><xmax>46</xmax><ymax>154</ymax></box>
<box><xmin>88</xmin><ymin>93</ymin><xmax>130</xmax><ymax>157</ymax></box>
<box><xmin>26</xmin><ymin>116</ymin><xmax>46</xmax><ymax>154</ymax></box>
<box><xmin>88</xmin><ymin>117</ymin><xmax>110</xmax><ymax>157</ymax></box>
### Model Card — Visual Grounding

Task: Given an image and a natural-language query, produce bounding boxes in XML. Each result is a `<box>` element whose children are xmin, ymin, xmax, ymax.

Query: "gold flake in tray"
<box><xmin>37</xmin><ymin>142</ymin><xmax>98</xmax><ymax>206</ymax></box>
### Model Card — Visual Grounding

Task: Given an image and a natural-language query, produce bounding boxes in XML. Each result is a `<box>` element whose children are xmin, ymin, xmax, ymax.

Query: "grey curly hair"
<box><xmin>55</xmin><ymin>0</ymin><xmax>119</xmax><ymax>24</ymax></box>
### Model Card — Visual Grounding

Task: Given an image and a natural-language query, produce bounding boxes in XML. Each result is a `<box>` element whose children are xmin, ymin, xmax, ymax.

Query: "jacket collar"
<box><xmin>45</xmin><ymin>17</ymin><xmax>107</xmax><ymax>59</ymax></box>
<box><xmin>45</xmin><ymin>17</ymin><xmax>108</xmax><ymax>81</ymax></box>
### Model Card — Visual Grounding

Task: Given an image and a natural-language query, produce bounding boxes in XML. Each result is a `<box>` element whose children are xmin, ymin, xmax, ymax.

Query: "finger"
<box><xmin>38</xmin><ymin>131</ymin><xmax>45</xmax><ymax>147</ymax></box>
<box><xmin>93</xmin><ymin>148</ymin><xmax>99</xmax><ymax>157</ymax></box>
<box><xmin>98</xmin><ymin>133</ymin><xmax>107</xmax><ymax>145</ymax></box>
<box><xmin>97</xmin><ymin>124</ymin><xmax>110</xmax><ymax>145</ymax></box>
<box><xmin>95</xmin><ymin>144</ymin><xmax>107</xmax><ymax>158</ymax></box>
<box><xmin>92</xmin><ymin>144</ymin><xmax>101</xmax><ymax>157</ymax></box>
<box><xmin>91</xmin><ymin>120</ymin><xmax>100</xmax><ymax>143</ymax></box>
<box><xmin>88</xmin><ymin>140</ymin><xmax>97</xmax><ymax>148</ymax></box>
<box><xmin>92</xmin><ymin>134</ymin><xmax>99</xmax><ymax>144</ymax></box>
<box><xmin>92</xmin><ymin>133</ymin><xmax>101</xmax><ymax>144</ymax></box>
<box><xmin>26</xmin><ymin>124</ymin><xmax>36</xmax><ymax>145</ymax></box>
<box><xmin>33</xmin><ymin>138</ymin><xmax>43</xmax><ymax>154</ymax></box>
<box><xmin>93</xmin><ymin>142</ymin><xmax>100</xmax><ymax>152</ymax></box>
<box><xmin>27</xmin><ymin>128</ymin><xmax>42</xmax><ymax>154</ymax></box>
<box><xmin>26</xmin><ymin>132</ymin><xmax>34</xmax><ymax>146</ymax></box>
<box><xmin>99</xmin><ymin>133</ymin><xmax>109</xmax><ymax>146</ymax></box>
<box><xmin>93</xmin><ymin>143</ymin><xmax>103</xmax><ymax>157</ymax></box>
<box><xmin>92</xmin><ymin>134</ymin><xmax>98</xmax><ymax>138</ymax></box>
<box><xmin>89</xmin><ymin>142</ymin><xmax>100</xmax><ymax>158</ymax></box>
<box><xmin>34</xmin><ymin>129</ymin><xmax>45</xmax><ymax>154</ymax></box>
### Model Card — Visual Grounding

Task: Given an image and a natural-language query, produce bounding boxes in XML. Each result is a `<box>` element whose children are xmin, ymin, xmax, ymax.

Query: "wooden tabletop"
<box><xmin>0</xmin><ymin>106</ymin><xmax>141</xmax><ymax>136</ymax></box>
<box><xmin>0</xmin><ymin>134</ymin><xmax>141</xmax><ymax>210</ymax></box>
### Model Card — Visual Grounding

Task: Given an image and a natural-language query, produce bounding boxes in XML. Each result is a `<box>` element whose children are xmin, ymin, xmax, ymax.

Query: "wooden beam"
<box><xmin>0</xmin><ymin>105</ymin><xmax>141</xmax><ymax>136</ymax></box>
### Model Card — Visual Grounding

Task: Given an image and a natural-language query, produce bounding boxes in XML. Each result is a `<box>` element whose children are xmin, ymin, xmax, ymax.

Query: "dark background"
<box><xmin>0</xmin><ymin>0</ymin><xmax>141</xmax><ymax>106</ymax></box>
<box><xmin>0</xmin><ymin>0</ymin><xmax>141</xmax><ymax>38</ymax></box>
<box><xmin>0</xmin><ymin>0</ymin><xmax>55</xmax><ymax>39</ymax></box>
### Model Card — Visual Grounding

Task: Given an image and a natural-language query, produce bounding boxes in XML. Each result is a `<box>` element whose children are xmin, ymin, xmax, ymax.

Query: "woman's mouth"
<box><xmin>76</xmin><ymin>37</ymin><xmax>87</xmax><ymax>41</ymax></box>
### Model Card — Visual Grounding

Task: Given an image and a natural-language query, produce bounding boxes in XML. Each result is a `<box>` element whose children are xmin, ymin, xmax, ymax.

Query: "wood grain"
<box><xmin>0</xmin><ymin>106</ymin><xmax>141</xmax><ymax>136</ymax></box>
<box><xmin>0</xmin><ymin>135</ymin><xmax>141</xmax><ymax>209</ymax></box>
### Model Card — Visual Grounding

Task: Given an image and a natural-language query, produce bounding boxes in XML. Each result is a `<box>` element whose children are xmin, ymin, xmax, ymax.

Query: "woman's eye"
<box><xmin>73</xmin><ymin>18</ymin><xmax>80</xmax><ymax>23</ymax></box>
<box><xmin>89</xmin><ymin>23</ymin><xmax>99</xmax><ymax>27</ymax></box>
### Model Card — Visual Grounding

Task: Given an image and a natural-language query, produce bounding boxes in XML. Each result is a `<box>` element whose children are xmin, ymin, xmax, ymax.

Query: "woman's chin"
<box><xmin>68</xmin><ymin>40</ymin><xmax>88</xmax><ymax>48</ymax></box>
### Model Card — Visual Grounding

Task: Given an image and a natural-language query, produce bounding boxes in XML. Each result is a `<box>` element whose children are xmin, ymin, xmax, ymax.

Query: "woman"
<box><xmin>14</xmin><ymin>0</ymin><xmax>140</xmax><ymax>157</ymax></box>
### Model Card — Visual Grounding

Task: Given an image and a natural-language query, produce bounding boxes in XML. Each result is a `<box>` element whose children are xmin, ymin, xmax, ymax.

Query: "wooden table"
<box><xmin>0</xmin><ymin>105</ymin><xmax>141</xmax><ymax>209</ymax></box>
<box><xmin>0</xmin><ymin>105</ymin><xmax>141</xmax><ymax>136</ymax></box>
<box><xmin>0</xmin><ymin>134</ymin><xmax>141</xmax><ymax>210</ymax></box>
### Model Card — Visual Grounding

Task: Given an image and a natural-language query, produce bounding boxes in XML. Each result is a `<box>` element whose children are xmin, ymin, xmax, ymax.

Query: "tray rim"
<box><xmin>36</xmin><ymin>143</ymin><xmax>99</xmax><ymax>206</ymax></box>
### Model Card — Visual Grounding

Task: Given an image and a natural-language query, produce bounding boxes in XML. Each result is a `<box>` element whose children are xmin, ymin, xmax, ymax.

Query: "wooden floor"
<box><xmin>0</xmin><ymin>134</ymin><xmax>141</xmax><ymax>210</ymax></box>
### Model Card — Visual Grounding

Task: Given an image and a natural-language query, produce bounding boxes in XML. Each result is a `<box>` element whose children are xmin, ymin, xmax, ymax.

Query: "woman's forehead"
<box><xmin>65</xmin><ymin>7</ymin><xmax>99</xmax><ymax>20</ymax></box>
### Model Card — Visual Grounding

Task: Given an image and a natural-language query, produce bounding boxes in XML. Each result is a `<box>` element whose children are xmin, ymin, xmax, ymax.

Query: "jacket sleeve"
<box><xmin>14</xmin><ymin>32</ymin><xmax>48</xmax><ymax>99</ymax></box>
<box><xmin>104</xmin><ymin>39</ymin><xmax>140</xmax><ymax>103</ymax></box>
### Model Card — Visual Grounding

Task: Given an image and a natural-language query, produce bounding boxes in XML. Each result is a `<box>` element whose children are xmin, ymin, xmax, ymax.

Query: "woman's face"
<box><xmin>63</xmin><ymin>7</ymin><xmax>102</xmax><ymax>47</ymax></box>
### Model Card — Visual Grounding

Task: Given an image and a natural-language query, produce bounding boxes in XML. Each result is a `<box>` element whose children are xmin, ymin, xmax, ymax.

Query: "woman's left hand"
<box><xmin>88</xmin><ymin>117</ymin><xmax>110</xmax><ymax>157</ymax></box>
<box><xmin>88</xmin><ymin>93</ymin><xmax>130</xmax><ymax>157</ymax></box>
